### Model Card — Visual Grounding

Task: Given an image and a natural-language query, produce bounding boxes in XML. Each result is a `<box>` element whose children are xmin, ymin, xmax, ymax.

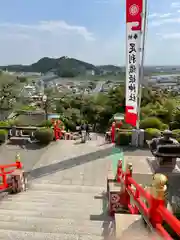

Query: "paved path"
<box><xmin>29</xmin><ymin>135</ymin><xmax>113</xmax><ymax>186</ymax></box>
<box><xmin>0</xmin><ymin>141</ymin><xmax>49</xmax><ymax>172</ymax></box>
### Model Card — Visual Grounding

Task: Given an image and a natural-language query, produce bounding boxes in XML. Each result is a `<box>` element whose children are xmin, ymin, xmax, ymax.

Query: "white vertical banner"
<box><xmin>125</xmin><ymin>0</ymin><xmax>143</xmax><ymax>127</ymax></box>
<box><xmin>126</xmin><ymin>29</ymin><xmax>141</xmax><ymax>113</ymax></box>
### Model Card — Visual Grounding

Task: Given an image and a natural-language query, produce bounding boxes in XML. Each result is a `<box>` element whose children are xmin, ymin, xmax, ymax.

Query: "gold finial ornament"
<box><xmin>151</xmin><ymin>173</ymin><xmax>168</xmax><ymax>200</ymax></box>
<box><xmin>15</xmin><ymin>153</ymin><xmax>20</xmax><ymax>162</ymax></box>
<box><xmin>127</xmin><ymin>162</ymin><xmax>133</xmax><ymax>172</ymax></box>
<box><xmin>126</xmin><ymin>163</ymin><xmax>133</xmax><ymax>172</ymax></box>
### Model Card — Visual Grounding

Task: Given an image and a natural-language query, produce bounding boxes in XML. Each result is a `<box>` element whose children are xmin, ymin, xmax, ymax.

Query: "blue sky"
<box><xmin>0</xmin><ymin>0</ymin><xmax>180</xmax><ymax>65</ymax></box>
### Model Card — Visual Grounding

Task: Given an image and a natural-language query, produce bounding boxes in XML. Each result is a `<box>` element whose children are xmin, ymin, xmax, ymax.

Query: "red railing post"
<box><xmin>148</xmin><ymin>174</ymin><xmax>168</xmax><ymax>228</ymax></box>
<box><xmin>15</xmin><ymin>153</ymin><xmax>22</xmax><ymax>169</ymax></box>
<box><xmin>124</xmin><ymin>163</ymin><xmax>132</xmax><ymax>208</ymax></box>
<box><xmin>116</xmin><ymin>160</ymin><xmax>122</xmax><ymax>183</ymax></box>
<box><xmin>53</xmin><ymin>121</ymin><xmax>60</xmax><ymax>140</ymax></box>
<box><xmin>125</xmin><ymin>163</ymin><xmax>133</xmax><ymax>206</ymax></box>
<box><xmin>1</xmin><ymin>167</ymin><xmax>7</xmax><ymax>188</ymax></box>
<box><xmin>134</xmin><ymin>188</ymin><xmax>140</xmax><ymax>214</ymax></box>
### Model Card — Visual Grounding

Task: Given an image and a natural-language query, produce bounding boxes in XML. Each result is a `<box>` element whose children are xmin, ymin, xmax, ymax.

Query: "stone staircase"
<box><xmin>0</xmin><ymin>182</ymin><xmax>109</xmax><ymax>240</ymax></box>
<box><xmin>0</xmin><ymin>138</ymin><xmax>156</xmax><ymax>239</ymax></box>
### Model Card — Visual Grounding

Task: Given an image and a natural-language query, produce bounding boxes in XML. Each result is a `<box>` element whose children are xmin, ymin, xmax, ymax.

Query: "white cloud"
<box><xmin>148</xmin><ymin>13</ymin><xmax>172</xmax><ymax>20</ymax></box>
<box><xmin>157</xmin><ymin>32</ymin><xmax>180</xmax><ymax>39</ymax></box>
<box><xmin>150</xmin><ymin>17</ymin><xmax>180</xmax><ymax>26</ymax></box>
<box><xmin>159</xmin><ymin>13</ymin><xmax>172</xmax><ymax>18</ymax></box>
<box><xmin>0</xmin><ymin>21</ymin><xmax>95</xmax><ymax>41</ymax></box>
<box><xmin>0</xmin><ymin>19</ymin><xmax>180</xmax><ymax>66</ymax></box>
<box><xmin>171</xmin><ymin>2</ymin><xmax>180</xmax><ymax>8</ymax></box>
<box><xmin>0</xmin><ymin>20</ymin><xmax>125</xmax><ymax>66</ymax></box>
<box><xmin>148</xmin><ymin>13</ymin><xmax>158</xmax><ymax>18</ymax></box>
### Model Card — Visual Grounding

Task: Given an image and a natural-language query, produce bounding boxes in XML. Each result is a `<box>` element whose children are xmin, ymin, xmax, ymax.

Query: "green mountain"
<box><xmin>0</xmin><ymin>56</ymin><xmax>122</xmax><ymax>77</ymax></box>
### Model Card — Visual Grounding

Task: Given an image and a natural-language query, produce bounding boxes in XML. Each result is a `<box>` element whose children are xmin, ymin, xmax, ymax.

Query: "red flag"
<box><xmin>125</xmin><ymin>106</ymin><xmax>137</xmax><ymax>127</ymax></box>
<box><xmin>126</xmin><ymin>0</ymin><xmax>143</xmax><ymax>30</ymax></box>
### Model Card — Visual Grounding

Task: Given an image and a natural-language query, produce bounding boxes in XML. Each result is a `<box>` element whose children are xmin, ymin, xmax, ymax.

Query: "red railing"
<box><xmin>0</xmin><ymin>160</ymin><xmax>23</xmax><ymax>190</ymax></box>
<box><xmin>116</xmin><ymin>160</ymin><xmax>180</xmax><ymax>239</ymax></box>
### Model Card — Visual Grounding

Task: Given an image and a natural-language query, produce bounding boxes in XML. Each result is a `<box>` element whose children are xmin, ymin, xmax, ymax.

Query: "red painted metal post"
<box><xmin>111</xmin><ymin>122</ymin><xmax>115</xmax><ymax>143</ymax></box>
<box><xmin>124</xmin><ymin>163</ymin><xmax>132</xmax><ymax>208</ymax></box>
<box><xmin>148</xmin><ymin>174</ymin><xmax>167</xmax><ymax>228</ymax></box>
<box><xmin>1</xmin><ymin>168</ymin><xmax>7</xmax><ymax>188</ymax></box>
<box><xmin>54</xmin><ymin>124</ymin><xmax>59</xmax><ymax>140</ymax></box>
<box><xmin>116</xmin><ymin>160</ymin><xmax>122</xmax><ymax>183</ymax></box>
<box><xmin>15</xmin><ymin>153</ymin><xmax>22</xmax><ymax>169</ymax></box>
<box><xmin>149</xmin><ymin>198</ymin><xmax>165</xmax><ymax>227</ymax></box>
<box><xmin>16</xmin><ymin>160</ymin><xmax>23</xmax><ymax>169</ymax></box>
<box><xmin>134</xmin><ymin>188</ymin><xmax>140</xmax><ymax>214</ymax></box>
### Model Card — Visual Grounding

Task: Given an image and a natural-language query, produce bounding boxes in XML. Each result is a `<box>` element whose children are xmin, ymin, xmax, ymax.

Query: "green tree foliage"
<box><xmin>0</xmin><ymin>74</ymin><xmax>22</xmax><ymax>110</ymax></box>
<box><xmin>54</xmin><ymin>85</ymin><xmax>180</xmax><ymax>132</ymax></box>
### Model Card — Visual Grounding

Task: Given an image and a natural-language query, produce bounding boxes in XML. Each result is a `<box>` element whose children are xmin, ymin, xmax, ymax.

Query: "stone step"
<box><xmin>0</xmin><ymin>214</ymin><xmax>103</xmax><ymax>228</ymax></box>
<box><xmin>0</xmin><ymin>205</ymin><xmax>106</xmax><ymax>220</ymax></box>
<box><xmin>6</xmin><ymin>189</ymin><xmax>105</xmax><ymax>201</ymax></box>
<box><xmin>0</xmin><ymin>229</ymin><xmax>104</xmax><ymax>240</ymax></box>
<box><xmin>5</xmin><ymin>193</ymin><xmax>103</xmax><ymax>206</ymax></box>
<box><xmin>29</xmin><ymin>183</ymin><xmax>105</xmax><ymax>194</ymax></box>
<box><xmin>0</xmin><ymin>217</ymin><xmax>104</xmax><ymax>236</ymax></box>
<box><xmin>0</xmin><ymin>208</ymin><xmax>110</xmax><ymax>221</ymax></box>
<box><xmin>0</xmin><ymin>199</ymin><xmax>103</xmax><ymax>211</ymax></box>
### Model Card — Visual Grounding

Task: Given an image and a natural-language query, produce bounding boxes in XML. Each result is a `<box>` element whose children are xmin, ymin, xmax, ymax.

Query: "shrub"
<box><xmin>63</xmin><ymin>119</ymin><xmax>76</xmax><ymax>131</ymax></box>
<box><xmin>115</xmin><ymin>131</ymin><xmax>132</xmax><ymax>146</ymax></box>
<box><xmin>38</xmin><ymin>120</ymin><xmax>52</xmax><ymax>128</ymax></box>
<box><xmin>172</xmin><ymin>129</ymin><xmax>180</xmax><ymax>143</ymax></box>
<box><xmin>170</xmin><ymin>121</ymin><xmax>180</xmax><ymax>130</ymax></box>
<box><xmin>161</xmin><ymin>124</ymin><xmax>169</xmax><ymax>130</ymax></box>
<box><xmin>140</xmin><ymin>117</ymin><xmax>163</xmax><ymax>130</ymax></box>
<box><xmin>8</xmin><ymin>119</ymin><xmax>23</xmax><ymax>126</ymax></box>
<box><xmin>144</xmin><ymin>128</ymin><xmax>161</xmax><ymax>141</ymax></box>
<box><xmin>0</xmin><ymin>121</ymin><xmax>9</xmax><ymax>127</ymax></box>
<box><xmin>34</xmin><ymin>128</ymin><xmax>54</xmax><ymax>144</ymax></box>
<box><xmin>0</xmin><ymin>129</ymin><xmax>8</xmax><ymax>143</ymax></box>
<box><xmin>120</xmin><ymin>121</ymin><xmax>133</xmax><ymax>129</ymax></box>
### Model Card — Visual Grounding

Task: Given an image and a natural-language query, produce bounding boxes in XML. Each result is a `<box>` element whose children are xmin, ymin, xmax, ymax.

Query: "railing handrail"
<box><xmin>158</xmin><ymin>205</ymin><xmax>180</xmax><ymax>236</ymax></box>
<box><xmin>117</xmin><ymin>161</ymin><xmax>180</xmax><ymax>239</ymax></box>
<box><xmin>0</xmin><ymin>160</ymin><xmax>23</xmax><ymax>190</ymax></box>
<box><xmin>0</xmin><ymin>163</ymin><xmax>20</xmax><ymax>169</ymax></box>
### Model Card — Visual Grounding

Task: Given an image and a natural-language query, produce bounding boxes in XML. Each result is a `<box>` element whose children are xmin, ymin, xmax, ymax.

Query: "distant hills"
<box><xmin>1</xmin><ymin>56</ymin><xmax>180</xmax><ymax>78</ymax></box>
<box><xmin>0</xmin><ymin>56</ymin><xmax>122</xmax><ymax>77</ymax></box>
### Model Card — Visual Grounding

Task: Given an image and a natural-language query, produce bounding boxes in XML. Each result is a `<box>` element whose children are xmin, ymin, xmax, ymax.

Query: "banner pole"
<box><xmin>137</xmin><ymin>0</ymin><xmax>148</xmax><ymax>129</ymax></box>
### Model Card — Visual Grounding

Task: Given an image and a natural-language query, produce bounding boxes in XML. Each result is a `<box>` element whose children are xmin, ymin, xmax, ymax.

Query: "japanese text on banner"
<box><xmin>127</xmin><ymin>32</ymin><xmax>140</xmax><ymax>107</ymax></box>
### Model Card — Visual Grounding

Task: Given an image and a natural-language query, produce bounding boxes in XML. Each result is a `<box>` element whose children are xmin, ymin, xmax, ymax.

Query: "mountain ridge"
<box><xmin>0</xmin><ymin>56</ymin><xmax>122</xmax><ymax>76</ymax></box>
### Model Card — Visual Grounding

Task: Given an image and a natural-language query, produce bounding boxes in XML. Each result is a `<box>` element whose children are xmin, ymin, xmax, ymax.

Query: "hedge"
<box><xmin>140</xmin><ymin>117</ymin><xmax>164</xmax><ymax>130</ymax></box>
<box><xmin>115</xmin><ymin>131</ymin><xmax>132</xmax><ymax>146</ymax></box>
<box><xmin>38</xmin><ymin>120</ymin><xmax>52</xmax><ymax>128</ymax></box>
<box><xmin>34</xmin><ymin>128</ymin><xmax>54</xmax><ymax>144</ymax></box>
<box><xmin>0</xmin><ymin>129</ymin><xmax>8</xmax><ymax>143</ymax></box>
<box><xmin>144</xmin><ymin>128</ymin><xmax>161</xmax><ymax>141</ymax></box>
<box><xmin>0</xmin><ymin>121</ymin><xmax>9</xmax><ymax>127</ymax></box>
<box><xmin>172</xmin><ymin>129</ymin><xmax>180</xmax><ymax>143</ymax></box>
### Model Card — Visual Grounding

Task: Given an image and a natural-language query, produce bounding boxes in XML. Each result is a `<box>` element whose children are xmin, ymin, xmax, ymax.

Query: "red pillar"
<box><xmin>111</xmin><ymin>122</ymin><xmax>116</xmax><ymax>143</ymax></box>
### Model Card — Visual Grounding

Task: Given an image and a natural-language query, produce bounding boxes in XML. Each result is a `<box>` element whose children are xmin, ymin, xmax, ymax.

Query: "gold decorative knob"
<box><xmin>15</xmin><ymin>153</ymin><xmax>20</xmax><ymax>162</ymax></box>
<box><xmin>151</xmin><ymin>173</ymin><xmax>168</xmax><ymax>200</ymax></box>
